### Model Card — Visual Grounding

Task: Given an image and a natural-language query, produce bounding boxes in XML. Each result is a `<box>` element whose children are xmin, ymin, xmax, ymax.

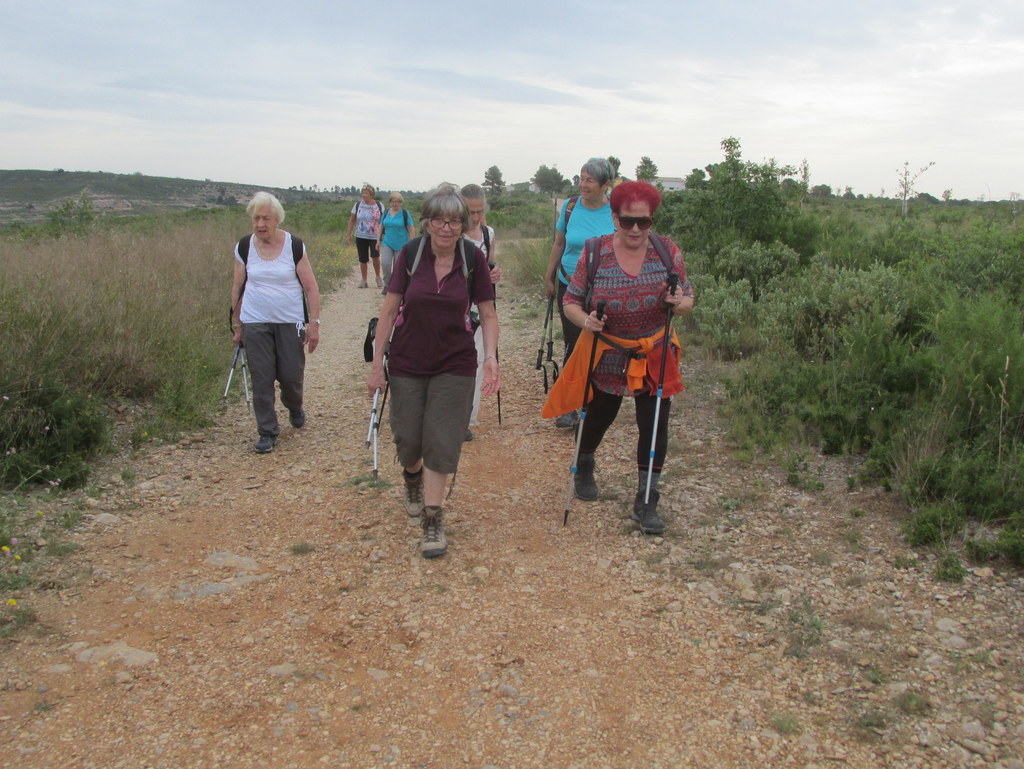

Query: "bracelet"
<box><xmin>309</xmin><ymin>319</ymin><xmax>321</xmax><ymax>325</ymax></box>
<box><xmin>483</xmin><ymin>355</ymin><xmax>497</xmax><ymax>363</ymax></box>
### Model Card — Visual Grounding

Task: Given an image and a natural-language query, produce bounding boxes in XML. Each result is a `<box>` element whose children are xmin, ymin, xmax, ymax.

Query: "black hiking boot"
<box><xmin>254</xmin><ymin>435</ymin><xmax>277</xmax><ymax>454</ymax></box>
<box><xmin>420</xmin><ymin>506</ymin><xmax>448</xmax><ymax>558</ymax></box>
<box><xmin>631</xmin><ymin>490</ymin><xmax>665</xmax><ymax>535</ymax></box>
<box><xmin>574</xmin><ymin>454</ymin><xmax>598</xmax><ymax>501</ymax></box>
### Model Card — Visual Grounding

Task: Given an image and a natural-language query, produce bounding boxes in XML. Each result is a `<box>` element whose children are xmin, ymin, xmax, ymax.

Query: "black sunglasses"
<box><xmin>618</xmin><ymin>215</ymin><xmax>653</xmax><ymax>230</ymax></box>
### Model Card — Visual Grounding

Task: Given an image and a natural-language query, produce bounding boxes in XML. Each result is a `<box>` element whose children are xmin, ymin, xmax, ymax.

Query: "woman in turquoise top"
<box><xmin>376</xmin><ymin>192</ymin><xmax>416</xmax><ymax>292</ymax></box>
<box><xmin>543</xmin><ymin>157</ymin><xmax>616</xmax><ymax>428</ymax></box>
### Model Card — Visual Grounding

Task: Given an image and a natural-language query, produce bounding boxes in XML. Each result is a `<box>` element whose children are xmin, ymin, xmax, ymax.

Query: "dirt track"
<box><xmin>2</xmin><ymin>277</ymin><xmax>1023</xmax><ymax>769</ymax></box>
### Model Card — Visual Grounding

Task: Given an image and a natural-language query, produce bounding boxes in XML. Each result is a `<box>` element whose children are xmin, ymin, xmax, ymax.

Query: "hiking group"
<box><xmin>229</xmin><ymin>162</ymin><xmax>693</xmax><ymax>558</ymax></box>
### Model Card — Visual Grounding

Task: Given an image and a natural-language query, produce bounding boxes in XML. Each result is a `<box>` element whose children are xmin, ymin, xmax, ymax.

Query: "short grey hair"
<box><xmin>460</xmin><ymin>183</ymin><xmax>487</xmax><ymax>210</ymax></box>
<box><xmin>246</xmin><ymin>191</ymin><xmax>285</xmax><ymax>224</ymax></box>
<box><xmin>420</xmin><ymin>183</ymin><xmax>469</xmax><ymax>233</ymax></box>
<box><xmin>580</xmin><ymin>157</ymin><xmax>615</xmax><ymax>187</ymax></box>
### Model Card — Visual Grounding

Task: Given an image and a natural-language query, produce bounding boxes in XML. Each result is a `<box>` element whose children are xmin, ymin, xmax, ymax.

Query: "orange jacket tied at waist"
<box><xmin>541</xmin><ymin>327</ymin><xmax>683</xmax><ymax>418</ymax></box>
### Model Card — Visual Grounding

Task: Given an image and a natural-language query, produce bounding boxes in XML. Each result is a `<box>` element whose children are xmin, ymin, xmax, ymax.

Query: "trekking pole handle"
<box><xmin>668</xmin><ymin>274</ymin><xmax>679</xmax><ymax>296</ymax></box>
<box><xmin>595</xmin><ymin>300</ymin><xmax>606</xmax><ymax>322</ymax></box>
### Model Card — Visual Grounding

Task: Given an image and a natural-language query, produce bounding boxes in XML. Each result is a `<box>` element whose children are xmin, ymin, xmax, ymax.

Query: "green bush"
<box><xmin>691</xmin><ymin>276</ymin><xmax>758</xmax><ymax>360</ymax></box>
<box><xmin>0</xmin><ymin>384</ymin><xmax>107</xmax><ymax>488</ymax></box>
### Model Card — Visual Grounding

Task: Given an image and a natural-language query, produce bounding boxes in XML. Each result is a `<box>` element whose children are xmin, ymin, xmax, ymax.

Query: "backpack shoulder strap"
<box><xmin>405</xmin><ymin>236</ymin><xmax>428</xmax><ymax>281</ymax></box>
<box><xmin>459</xmin><ymin>238</ymin><xmax>477</xmax><ymax>303</ymax></box>
<box><xmin>290</xmin><ymin>235</ymin><xmax>303</xmax><ymax>265</ymax></box>
<box><xmin>237</xmin><ymin>234</ymin><xmax>252</xmax><ymax>263</ymax></box>
<box><xmin>403</xmin><ymin>209</ymin><xmax>411</xmax><ymax>227</ymax></box>
<box><xmin>648</xmin><ymin>232</ymin><xmax>676</xmax><ymax>274</ymax></box>
<box><xmin>481</xmin><ymin>226</ymin><xmax>491</xmax><ymax>262</ymax></box>
<box><xmin>564</xmin><ymin>195</ymin><xmax>579</xmax><ymax>228</ymax></box>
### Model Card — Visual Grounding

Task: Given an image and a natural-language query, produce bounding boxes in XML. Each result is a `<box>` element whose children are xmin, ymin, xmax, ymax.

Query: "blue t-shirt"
<box><xmin>555</xmin><ymin>197</ymin><xmax>614</xmax><ymax>284</ymax></box>
<box><xmin>381</xmin><ymin>209</ymin><xmax>413</xmax><ymax>251</ymax></box>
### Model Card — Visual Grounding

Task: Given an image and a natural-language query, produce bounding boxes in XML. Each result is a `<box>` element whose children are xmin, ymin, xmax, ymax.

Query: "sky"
<box><xmin>2</xmin><ymin>1</ymin><xmax>1021</xmax><ymax>200</ymax></box>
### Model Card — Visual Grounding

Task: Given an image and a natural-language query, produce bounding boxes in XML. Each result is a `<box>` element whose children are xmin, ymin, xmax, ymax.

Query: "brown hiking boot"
<box><xmin>403</xmin><ymin>469</ymin><xmax>424</xmax><ymax>518</ymax></box>
<box><xmin>420</xmin><ymin>506</ymin><xmax>448</xmax><ymax>558</ymax></box>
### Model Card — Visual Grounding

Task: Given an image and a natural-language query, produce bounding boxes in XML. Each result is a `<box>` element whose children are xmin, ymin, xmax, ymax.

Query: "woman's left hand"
<box><xmin>481</xmin><ymin>357</ymin><xmax>501</xmax><ymax>396</ymax></box>
<box><xmin>661</xmin><ymin>284</ymin><xmax>694</xmax><ymax>315</ymax></box>
<box><xmin>489</xmin><ymin>264</ymin><xmax>502</xmax><ymax>283</ymax></box>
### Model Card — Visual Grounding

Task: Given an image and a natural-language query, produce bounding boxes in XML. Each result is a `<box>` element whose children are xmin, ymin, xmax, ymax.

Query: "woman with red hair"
<box><xmin>544</xmin><ymin>181</ymin><xmax>694</xmax><ymax>534</ymax></box>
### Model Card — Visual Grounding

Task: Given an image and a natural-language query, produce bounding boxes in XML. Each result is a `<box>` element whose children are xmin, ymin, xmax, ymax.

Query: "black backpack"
<box><xmin>403</xmin><ymin>235</ymin><xmax>478</xmax><ymax>303</ymax></box>
<box><xmin>581</xmin><ymin>232</ymin><xmax>676</xmax><ymax>312</ymax></box>
<box><xmin>381</xmin><ymin>207</ymin><xmax>412</xmax><ymax>235</ymax></box>
<box><xmin>234</xmin><ymin>234</ymin><xmax>309</xmax><ymax>323</ymax></box>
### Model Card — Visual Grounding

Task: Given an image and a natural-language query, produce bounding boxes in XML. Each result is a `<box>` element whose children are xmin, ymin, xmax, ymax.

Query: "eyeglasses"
<box><xmin>618</xmin><ymin>215</ymin><xmax>653</xmax><ymax>230</ymax></box>
<box><xmin>430</xmin><ymin>217</ymin><xmax>463</xmax><ymax>230</ymax></box>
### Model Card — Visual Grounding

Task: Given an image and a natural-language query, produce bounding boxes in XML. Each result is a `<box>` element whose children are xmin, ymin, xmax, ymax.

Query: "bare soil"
<box><xmin>2</xmin><ymin>278</ymin><xmax>1023</xmax><ymax>769</ymax></box>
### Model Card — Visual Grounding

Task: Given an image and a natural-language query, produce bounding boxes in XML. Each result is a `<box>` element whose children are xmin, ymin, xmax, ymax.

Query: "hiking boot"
<box><xmin>554</xmin><ymin>410</ymin><xmax>579</xmax><ymax>429</ymax></box>
<box><xmin>375</xmin><ymin>276</ymin><xmax>383</xmax><ymax>288</ymax></box>
<box><xmin>403</xmin><ymin>469</ymin><xmax>424</xmax><ymax>518</ymax></box>
<box><xmin>254</xmin><ymin>435</ymin><xmax>277</xmax><ymax>454</ymax></box>
<box><xmin>574</xmin><ymin>454</ymin><xmax>598</xmax><ymax>500</ymax></box>
<box><xmin>358</xmin><ymin>280</ymin><xmax>368</xmax><ymax>288</ymax></box>
<box><xmin>420</xmin><ymin>506</ymin><xmax>448</xmax><ymax>558</ymax></box>
<box><xmin>631</xmin><ymin>490</ymin><xmax>665</xmax><ymax>535</ymax></box>
<box><xmin>289</xmin><ymin>409</ymin><xmax>306</xmax><ymax>429</ymax></box>
<box><xmin>464</xmin><ymin>429</ymin><xmax>474</xmax><ymax>442</ymax></box>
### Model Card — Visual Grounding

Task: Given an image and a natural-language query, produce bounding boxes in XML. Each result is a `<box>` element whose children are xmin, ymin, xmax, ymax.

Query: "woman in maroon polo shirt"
<box><xmin>367</xmin><ymin>184</ymin><xmax>500</xmax><ymax>559</ymax></box>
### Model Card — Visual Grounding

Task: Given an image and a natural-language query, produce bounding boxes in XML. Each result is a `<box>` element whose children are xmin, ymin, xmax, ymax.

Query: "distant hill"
<box><xmin>0</xmin><ymin>169</ymin><xmax>347</xmax><ymax>226</ymax></box>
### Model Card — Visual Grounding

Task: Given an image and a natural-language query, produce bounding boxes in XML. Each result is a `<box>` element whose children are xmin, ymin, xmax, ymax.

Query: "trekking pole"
<box><xmin>365</xmin><ymin>388</ymin><xmax>380</xmax><ymax>449</ymax></box>
<box><xmin>536</xmin><ymin>296</ymin><xmax>552</xmax><ymax>371</ymax></box>
<box><xmin>644</xmin><ymin>275</ymin><xmax>679</xmax><ymax>504</ymax></box>
<box><xmin>221</xmin><ymin>344</ymin><xmax>243</xmax><ymax>407</ymax></box>
<box><xmin>239</xmin><ymin>345</ymin><xmax>252</xmax><ymax>413</ymax></box>
<box><xmin>564</xmin><ymin>300</ymin><xmax>606</xmax><ymax>526</ymax></box>
<box><xmin>495</xmin><ymin>349</ymin><xmax>503</xmax><ymax>425</ymax></box>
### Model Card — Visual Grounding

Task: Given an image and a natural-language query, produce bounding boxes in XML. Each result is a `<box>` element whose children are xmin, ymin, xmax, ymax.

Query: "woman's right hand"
<box><xmin>544</xmin><ymin>274</ymin><xmax>556</xmax><ymax>298</ymax></box>
<box><xmin>367</xmin><ymin>366</ymin><xmax>386</xmax><ymax>395</ymax></box>
<box><xmin>582</xmin><ymin>310</ymin><xmax>605</xmax><ymax>334</ymax></box>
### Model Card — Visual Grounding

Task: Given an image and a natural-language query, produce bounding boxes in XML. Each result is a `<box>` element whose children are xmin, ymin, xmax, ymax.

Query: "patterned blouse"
<box><xmin>564</xmin><ymin>233</ymin><xmax>694</xmax><ymax>396</ymax></box>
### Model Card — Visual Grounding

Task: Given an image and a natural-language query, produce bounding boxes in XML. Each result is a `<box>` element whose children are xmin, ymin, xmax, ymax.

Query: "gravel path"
<box><xmin>2</xmin><ymin>276</ymin><xmax>1023</xmax><ymax>769</ymax></box>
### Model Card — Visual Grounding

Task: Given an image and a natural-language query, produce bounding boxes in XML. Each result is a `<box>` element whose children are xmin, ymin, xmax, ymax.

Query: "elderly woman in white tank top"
<box><xmin>230</xmin><ymin>192</ymin><xmax>321</xmax><ymax>454</ymax></box>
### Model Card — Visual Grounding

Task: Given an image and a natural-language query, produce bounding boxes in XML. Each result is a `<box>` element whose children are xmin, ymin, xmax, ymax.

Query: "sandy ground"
<box><xmin>1</xmin><ymin>275</ymin><xmax>1023</xmax><ymax>769</ymax></box>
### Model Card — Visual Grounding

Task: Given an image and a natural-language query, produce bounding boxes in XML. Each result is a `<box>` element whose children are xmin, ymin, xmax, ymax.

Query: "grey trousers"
<box><xmin>242</xmin><ymin>322</ymin><xmax>305</xmax><ymax>437</ymax></box>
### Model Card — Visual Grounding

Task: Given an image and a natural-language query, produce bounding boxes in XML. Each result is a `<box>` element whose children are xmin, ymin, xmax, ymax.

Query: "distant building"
<box><xmin>655</xmin><ymin>177</ymin><xmax>686</xmax><ymax>192</ymax></box>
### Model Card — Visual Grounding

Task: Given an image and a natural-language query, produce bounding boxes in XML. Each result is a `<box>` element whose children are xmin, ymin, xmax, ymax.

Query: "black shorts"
<box><xmin>355</xmin><ymin>237</ymin><xmax>380</xmax><ymax>263</ymax></box>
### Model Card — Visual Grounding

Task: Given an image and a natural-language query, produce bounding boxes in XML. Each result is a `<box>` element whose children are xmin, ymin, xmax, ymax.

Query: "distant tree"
<box><xmin>842</xmin><ymin>187</ymin><xmax>856</xmax><ymax>200</ymax></box>
<box><xmin>532</xmin><ymin>165</ymin><xmax>569</xmax><ymax>197</ymax></box>
<box><xmin>895</xmin><ymin>160</ymin><xmax>935</xmax><ymax>217</ymax></box>
<box><xmin>635</xmin><ymin>156</ymin><xmax>659</xmax><ymax>182</ymax></box>
<box><xmin>47</xmin><ymin>192</ymin><xmax>95</xmax><ymax>235</ymax></box>
<box><xmin>810</xmin><ymin>184</ymin><xmax>833</xmax><ymax>198</ymax></box>
<box><xmin>657</xmin><ymin>136</ymin><xmax>806</xmax><ymax>256</ymax></box>
<box><xmin>483</xmin><ymin>165</ymin><xmax>505</xmax><ymax>197</ymax></box>
<box><xmin>684</xmin><ymin>168</ymin><xmax>708</xmax><ymax>190</ymax></box>
<box><xmin>942</xmin><ymin>189</ymin><xmax>952</xmax><ymax>203</ymax></box>
<box><xmin>607</xmin><ymin>156</ymin><xmax>622</xmax><ymax>178</ymax></box>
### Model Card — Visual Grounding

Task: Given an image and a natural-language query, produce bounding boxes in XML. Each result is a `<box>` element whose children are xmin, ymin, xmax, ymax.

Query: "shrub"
<box><xmin>691</xmin><ymin>276</ymin><xmax>758</xmax><ymax>360</ymax></box>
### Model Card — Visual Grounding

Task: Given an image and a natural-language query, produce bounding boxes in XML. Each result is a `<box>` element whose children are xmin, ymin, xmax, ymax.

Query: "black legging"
<box><xmin>557</xmin><ymin>280</ymin><xmax>582</xmax><ymax>365</ymax></box>
<box><xmin>579</xmin><ymin>388</ymin><xmax>672</xmax><ymax>472</ymax></box>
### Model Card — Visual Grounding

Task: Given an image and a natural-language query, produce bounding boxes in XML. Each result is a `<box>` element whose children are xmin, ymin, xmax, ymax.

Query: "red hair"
<box><xmin>610</xmin><ymin>181</ymin><xmax>662</xmax><ymax>216</ymax></box>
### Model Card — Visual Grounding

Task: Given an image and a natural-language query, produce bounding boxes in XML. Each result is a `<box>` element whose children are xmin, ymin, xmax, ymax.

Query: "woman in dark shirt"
<box><xmin>367</xmin><ymin>184</ymin><xmax>500</xmax><ymax>558</ymax></box>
